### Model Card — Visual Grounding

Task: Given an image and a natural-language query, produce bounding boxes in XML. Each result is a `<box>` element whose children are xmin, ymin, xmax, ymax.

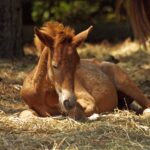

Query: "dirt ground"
<box><xmin>0</xmin><ymin>39</ymin><xmax>150</xmax><ymax>150</ymax></box>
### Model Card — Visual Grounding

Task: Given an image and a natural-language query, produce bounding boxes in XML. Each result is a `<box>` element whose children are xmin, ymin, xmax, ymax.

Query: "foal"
<box><xmin>21</xmin><ymin>22</ymin><xmax>150</xmax><ymax>119</ymax></box>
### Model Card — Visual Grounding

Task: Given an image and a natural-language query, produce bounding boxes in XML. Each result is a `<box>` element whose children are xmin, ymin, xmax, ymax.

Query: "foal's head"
<box><xmin>34</xmin><ymin>22</ymin><xmax>92</xmax><ymax>113</ymax></box>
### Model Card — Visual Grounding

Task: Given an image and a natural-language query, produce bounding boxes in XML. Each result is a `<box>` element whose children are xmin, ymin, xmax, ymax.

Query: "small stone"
<box><xmin>19</xmin><ymin>109</ymin><xmax>38</xmax><ymax>119</ymax></box>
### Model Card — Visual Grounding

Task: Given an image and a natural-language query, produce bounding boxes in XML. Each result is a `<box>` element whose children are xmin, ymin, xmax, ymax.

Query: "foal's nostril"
<box><xmin>64</xmin><ymin>98</ymin><xmax>76</xmax><ymax>110</ymax></box>
<box><xmin>64</xmin><ymin>100</ymin><xmax>70</xmax><ymax>110</ymax></box>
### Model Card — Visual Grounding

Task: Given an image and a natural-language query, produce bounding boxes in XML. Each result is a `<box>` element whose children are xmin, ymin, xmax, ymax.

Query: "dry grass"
<box><xmin>1</xmin><ymin>110</ymin><xmax>150</xmax><ymax>150</ymax></box>
<box><xmin>0</xmin><ymin>39</ymin><xmax>150</xmax><ymax>150</ymax></box>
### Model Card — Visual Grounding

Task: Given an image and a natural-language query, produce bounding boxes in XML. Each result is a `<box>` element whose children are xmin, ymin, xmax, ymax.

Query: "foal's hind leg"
<box><xmin>99</xmin><ymin>62</ymin><xmax>150</xmax><ymax>109</ymax></box>
<box><xmin>113</xmin><ymin>66</ymin><xmax>150</xmax><ymax>108</ymax></box>
<box><xmin>117</xmin><ymin>91</ymin><xmax>143</xmax><ymax>114</ymax></box>
<box><xmin>117</xmin><ymin>91</ymin><xmax>133</xmax><ymax>109</ymax></box>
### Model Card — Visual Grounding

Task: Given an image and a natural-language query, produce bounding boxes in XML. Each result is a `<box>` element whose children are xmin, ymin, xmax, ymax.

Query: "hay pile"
<box><xmin>0</xmin><ymin>110</ymin><xmax>150</xmax><ymax>149</ymax></box>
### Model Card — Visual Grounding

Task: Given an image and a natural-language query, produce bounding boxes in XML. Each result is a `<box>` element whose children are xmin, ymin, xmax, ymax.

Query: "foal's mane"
<box><xmin>34</xmin><ymin>22</ymin><xmax>75</xmax><ymax>55</ymax></box>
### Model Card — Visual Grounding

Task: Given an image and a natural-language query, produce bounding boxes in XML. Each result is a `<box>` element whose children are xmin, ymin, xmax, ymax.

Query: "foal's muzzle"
<box><xmin>63</xmin><ymin>96</ymin><xmax>76</xmax><ymax>110</ymax></box>
<box><xmin>56</xmin><ymin>88</ymin><xmax>76</xmax><ymax>112</ymax></box>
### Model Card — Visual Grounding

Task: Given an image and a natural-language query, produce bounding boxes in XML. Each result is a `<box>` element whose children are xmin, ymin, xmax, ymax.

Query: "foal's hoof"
<box><xmin>88</xmin><ymin>113</ymin><xmax>100</xmax><ymax>121</ymax></box>
<box><xmin>19</xmin><ymin>109</ymin><xmax>38</xmax><ymax>119</ymax></box>
<box><xmin>143</xmin><ymin>108</ymin><xmax>150</xmax><ymax>118</ymax></box>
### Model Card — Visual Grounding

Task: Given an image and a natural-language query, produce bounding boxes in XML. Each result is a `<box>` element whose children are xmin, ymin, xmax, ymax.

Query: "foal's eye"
<box><xmin>53</xmin><ymin>64</ymin><xmax>58</xmax><ymax>69</ymax></box>
<box><xmin>52</xmin><ymin>64</ymin><xmax>58</xmax><ymax>69</ymax></box>
<box><xmin>52</xmin><ymin>61</ymin><xmax>59</xmax><ymax>69</ymax></box>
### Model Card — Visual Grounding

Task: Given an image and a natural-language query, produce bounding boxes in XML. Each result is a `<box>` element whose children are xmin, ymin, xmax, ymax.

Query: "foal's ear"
<box><xmin>34</xmin><ymin>27</ymin><xmax>54</xmax><ymax>48</ymax></box>
<box><xmin>72</xmin><ymin>26</ymin><xmax>93</xmax><ymax>47</ymax></box>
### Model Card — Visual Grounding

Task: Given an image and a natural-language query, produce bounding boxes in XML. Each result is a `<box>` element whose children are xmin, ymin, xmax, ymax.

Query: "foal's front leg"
<box><xmin>67</xmin><ymin>79</ymin><xmax>97</xmax><ymax>120</ymax></box>
<box><xmin>21</xmin><ymin>47</ymin><xmax>53</xmax><ymax>117</ymax></box>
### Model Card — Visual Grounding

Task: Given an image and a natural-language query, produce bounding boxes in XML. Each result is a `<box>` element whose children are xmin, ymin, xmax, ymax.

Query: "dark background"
<box><xmin>0</xmin><ymin>0</ymin><xmax>133</xmax><ymax>58</ymax></box>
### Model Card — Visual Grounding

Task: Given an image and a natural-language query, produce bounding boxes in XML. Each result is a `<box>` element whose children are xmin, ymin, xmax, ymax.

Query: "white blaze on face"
<box><xmin>55</xmin><ymin>87</ymin><xmax>73</xmax><ymax>112</ymax></box>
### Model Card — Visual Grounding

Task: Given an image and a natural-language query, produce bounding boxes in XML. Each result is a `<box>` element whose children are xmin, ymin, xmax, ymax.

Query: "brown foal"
<box><xmin>20</xmin><ymin>22</ymin><xmax>150</xmax><ymax>120</ymax></box>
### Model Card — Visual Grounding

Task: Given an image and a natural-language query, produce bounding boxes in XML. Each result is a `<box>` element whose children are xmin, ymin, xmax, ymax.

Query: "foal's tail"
<box><xmin>103</xmin><ymin>55</ymin><xmax>119</xmax><ymax>64</ymax></box>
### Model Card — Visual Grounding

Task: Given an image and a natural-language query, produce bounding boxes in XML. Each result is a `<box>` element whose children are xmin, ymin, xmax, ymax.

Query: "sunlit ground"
<box><xmin>0</xmin><ymin>39</ymin><xmax>150</xmax><ymax>150</ymax></box>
